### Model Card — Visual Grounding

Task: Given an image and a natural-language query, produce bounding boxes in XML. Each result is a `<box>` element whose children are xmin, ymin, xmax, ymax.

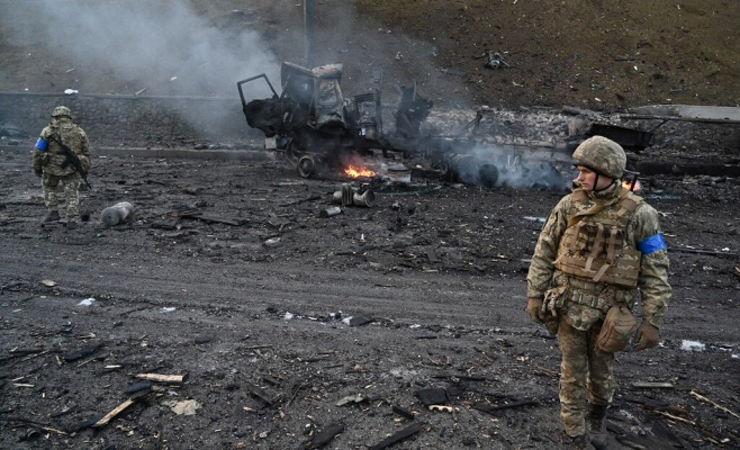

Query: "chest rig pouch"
<box><xmin>554</xmin><ymin>188</ymin><xmax>643</xmax><ymax>288</ymax></box>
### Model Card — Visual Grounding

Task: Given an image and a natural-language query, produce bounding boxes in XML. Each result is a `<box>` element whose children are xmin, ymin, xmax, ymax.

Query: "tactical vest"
<box><xmin>554</xmin><ymin>187</ymin><xmax>643</xmax><ymax>288</ymax></box>
<box><xmin>44</xmin><ymin>122</ymin><xmax>83</xmax><ymax>176</ymax></box>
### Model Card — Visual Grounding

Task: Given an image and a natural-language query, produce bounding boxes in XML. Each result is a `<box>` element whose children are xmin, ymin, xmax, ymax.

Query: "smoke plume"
<box><xmin>0</xmin><ymin>0</ymin><xmax>279</xmax><ymax>98</ymax></box>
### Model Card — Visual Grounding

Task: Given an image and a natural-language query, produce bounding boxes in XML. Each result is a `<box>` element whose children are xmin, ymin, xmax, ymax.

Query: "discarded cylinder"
<box><xmin>101</xmin><ymin>201</ymin><xmax>135</xmax><ymax>226</ymax></box>
<box><xmin>332</xmin><ymin>184</ymin><xmax>353</xmax><ymax>206</ymax></box>
<box><xmin>319</xmin><ymin>206</ymin><xmax>342</xmax><ymax>218</ymax></box>
<box><xmin>333</xmin><ymin>185</ymin><xmax>375</xmax><ymax>208</ymax></box>
<box><xmin>341</xmin><ymin>183</ymin><xmax>354</xmax><ymax>206</ymax></box>
<box><xmin>352</xmin><ymin>189</ymin><xmax>375</xmax><ymax>207</ymax></box>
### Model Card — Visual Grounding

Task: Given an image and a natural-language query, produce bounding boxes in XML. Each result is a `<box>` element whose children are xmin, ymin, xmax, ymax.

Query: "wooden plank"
<box><xmin>135</xmin><ymin>373</ymin><xmax>188</xmax><ymax>384</ymax></box>
<box><xmin>92</xmin><ymin>399</ymin><xmax>135</xmax><ymax>428</ymax></box>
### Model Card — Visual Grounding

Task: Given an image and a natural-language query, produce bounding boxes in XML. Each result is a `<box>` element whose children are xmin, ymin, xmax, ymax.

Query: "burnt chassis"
<box><xmin>238</xmin><ymin>62</ymin><xmax>417</xmax><ymax>178</ymax></box>
<box><xmin>237</xmin><ymin>62</ymin><xmax>572</xmax><ymax>187</ymax></box>
<box><xmin>415</xmin><ymin>108</ymin><xmax>578</xmax><ymax>188</ymax></box>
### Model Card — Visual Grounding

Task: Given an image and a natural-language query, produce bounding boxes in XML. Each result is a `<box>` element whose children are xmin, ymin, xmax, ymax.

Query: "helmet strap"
<box><xmin>592</xmin><ymin>173</ymin><xmax>616</xmax><ymax>192</ymax></box>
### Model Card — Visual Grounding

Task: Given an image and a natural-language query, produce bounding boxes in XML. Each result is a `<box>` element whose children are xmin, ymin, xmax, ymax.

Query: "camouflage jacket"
<box><xmin>527</xmin><ymin>182</ymin><xmax>671</xmax><ymax>330</ymax></box>
<box><xmin>33</xmin><ymin>118</ymin><xmax>91</xmax><ymax>177</ymax></box>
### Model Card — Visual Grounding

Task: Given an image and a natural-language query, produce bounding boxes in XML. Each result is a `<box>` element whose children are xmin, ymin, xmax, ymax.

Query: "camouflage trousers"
<box><xmin>557</xmin><ymin>318</ymin><xmax>615</xmax><ymax>437</ymax></box>
<box><xmin>42</xmin><ymin>172</ymin><xmax>81</xmax><ymax>221</ymax></box>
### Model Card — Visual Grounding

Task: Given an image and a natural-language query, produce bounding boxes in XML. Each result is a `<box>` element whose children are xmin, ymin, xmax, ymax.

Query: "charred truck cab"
<box><xmin>238</xmin><ymin>62</ymin><xmax>431</xmax><ymax>178</ymax></box>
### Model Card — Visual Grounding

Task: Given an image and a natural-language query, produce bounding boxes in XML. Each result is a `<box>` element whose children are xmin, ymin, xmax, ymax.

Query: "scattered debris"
<box><xmin>690</xmin><ymin>390</ymin><xmax>740</xmax><ymax>420</ymax></box>
<box><xmin>523</xmin><ymin>216</ymin><xmax>546</xmax><ymax>224</ymax></box>
<box><xmin>347</xmin><ymin>315</ymin><xmax>373</xmax><ymax>326</ymax></box>
<box><xmin>165</xmin><ymin>399</ymin><xmax>201</xmax><ymax>416</ymax></box>
<box><xmin>335</xmin><ymin>394</ymin><xmax>366</xmax><ymax>407</ymax></box>
<box><xmin>319</xmin><ymin>206</ymin><xmax>342</xmax><ymax>218</ymax></box>
<box><xmin>101</xmin><ymin>201</ymin><xmax>135</xmax><ymax>226</ymax></box>
<box><xmin>368</xmin><ymin>422</ymin><xmax>423</xmax><ymax>450</ymax></box>
<box><xmin>40</xmin><ymin>279</ymin><xmax>57</xmax><ymax>287</ymax></box>
<box><xmin>680</xmin><ymin>340</ymin><xmax>706</xmax><ymax>352</ymax></box>
<box><xmin>265</xmin><ymin>237</ymin><xmax>281</xmax><ymax>246</ymax></box>
<box><xmin>429</xmin><ymin>405</ymin><xmax>457</xmax><ymax>413</ymax></box>
<box><xmin>392</xmin><ymin>405</ymin><xmax>415</xmax><ymax>420</ymax></box>
<box><xmin>472</xmin><ymin>400</ymin><xmax>538</xmax><ymax>416</ymax></box>
<box><xmin>135</xmin><ymin>373</ymin><xmax>188</xmax><ymax>384</ymax></box>
<box><xmin>248</xmin><ymin>383</ymin><xmax>280</xmax><ymax>406</ymax></box>
<box><xmin>63</xmin><ymin>342</ymin><xmax>103</xmax><ymax>362</ymax></box>
<box><xmin>415</xmin><ymin>388</ymin><xmax>448</xmax><ymax>406</ymax></box>
<box><xmin>92</xmin><ymin>399</ymin><xmax>136</xmax><ymax>428</ymax></box>
<box><xmin>632</xmin><ymin>381</ymin><xmax>675</xmax><ymax>389</ymax></box>
<box><xmin>482</xmin><ymin>51</ymin><xmax>510</xmax><ymax>70</ymax></box>
<box><xmin>303</xmin><ymin>422</ymin><xmax>344</xmax><ymax>449</ymax></box>
<box><xmin>77</xmin><ymin>298</ymin><xmax>96</xmax><ymax>307</ymax></box>
<box><xmin>333</xmin><ymin>184</ymin><xmax>375</xmax><ymax>208</ymax></box>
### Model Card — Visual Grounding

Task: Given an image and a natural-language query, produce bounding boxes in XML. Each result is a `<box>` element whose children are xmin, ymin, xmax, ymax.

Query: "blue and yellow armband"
<box><xmin>35</xmin><ymin>138</ymin><xmax>48</xmax><ymax>151</ymax></box>
<box><xmin>638</xmin><ymin>234</ymin><xmax>667</xmax><ymax>255</ymax></box>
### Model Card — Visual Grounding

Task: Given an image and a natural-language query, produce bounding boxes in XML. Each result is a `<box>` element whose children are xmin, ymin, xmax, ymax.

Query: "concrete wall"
<box><xmin>0</xmin><ymin>91</ymin><xmax>260</xmax><ymax>145</ymax></box>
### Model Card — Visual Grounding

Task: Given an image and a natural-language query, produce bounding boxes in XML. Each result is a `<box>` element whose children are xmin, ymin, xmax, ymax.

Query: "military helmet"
<box><xmin>572</xmin><ymin>136</ymin><xmax>626</xmax><ymax>179</ymax></box>
<box><xmin>51</xmin><ymin>106</ymin><xmax>72</xmax><ymax>118</ymax></box>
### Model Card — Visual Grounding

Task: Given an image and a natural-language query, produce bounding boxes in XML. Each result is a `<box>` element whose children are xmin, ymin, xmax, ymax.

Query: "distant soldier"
<box><xmin>526</xmin><ymin>136</ymin><xmax>671</xmax><ymax>449</ymax></box>
<box><xmin>33</xmin><ymin>106</ymin><xmax>91</xmax><ymax>227</ymax></box>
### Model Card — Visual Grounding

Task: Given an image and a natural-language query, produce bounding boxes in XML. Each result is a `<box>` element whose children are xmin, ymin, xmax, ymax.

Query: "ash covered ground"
<box><xmin>1</xmin><ymin>146</ymin><xmax>739</xmax><ymax>449</ymax></box>
<box><xmin>1</xmin><ymin>1</ymin><xmax>740</xmax><ymax>449</ymax></box>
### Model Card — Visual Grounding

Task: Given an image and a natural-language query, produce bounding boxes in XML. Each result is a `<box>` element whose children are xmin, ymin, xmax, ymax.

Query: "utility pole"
<box><xmin>304</xmin><ymin>0</ymin><xmax>315</xmax><ymax>68</ymax></box>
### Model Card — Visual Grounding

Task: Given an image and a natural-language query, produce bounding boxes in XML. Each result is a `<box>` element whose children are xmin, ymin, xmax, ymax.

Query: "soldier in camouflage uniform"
<box><xmin>526</xmin><ymin>136</ymin><xmax>671</xmax><ymax>449</ymax></box>
<box><xmin>33</xmin><ymin>106</ymin><xmax>91</xmax><ymax>227</ymax></box>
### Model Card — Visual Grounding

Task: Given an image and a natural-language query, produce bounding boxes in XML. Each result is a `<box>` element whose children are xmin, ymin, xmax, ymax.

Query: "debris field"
<box><xmin>1</xmin><ymin>142</ymin><xmax>738</xmax><ymax>449</ymax></box>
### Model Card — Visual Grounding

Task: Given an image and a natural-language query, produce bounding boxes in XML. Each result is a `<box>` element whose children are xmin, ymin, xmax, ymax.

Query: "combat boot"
<box><xmin>587</xmin><ymin>404</ymin><xmax>609</xmax><ymax>450</ymax></box>
<box><xmin>43</xmin><ymin>210</ymin><xmax>60</xmax><ymax>223</ymax></box>
<box><xmin>561</xmin><ymin>433</ymin><xmax>596</xmax><ymax>450</ymax></box>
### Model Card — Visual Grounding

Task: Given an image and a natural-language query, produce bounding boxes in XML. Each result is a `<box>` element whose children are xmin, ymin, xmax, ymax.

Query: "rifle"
<box><xmin>48</xmin><ymin>134</ymin><xmax>92</xmax><ymax>190</ymax></box>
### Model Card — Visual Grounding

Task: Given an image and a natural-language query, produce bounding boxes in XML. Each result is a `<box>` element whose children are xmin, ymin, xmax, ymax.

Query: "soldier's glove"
<box><xmin>633</xmin><ymin>322</ymin><xmax>659</xmax><ymax>352</ymax></box>
<box><xmin>526</xmin><ymin>298</ymin><xmax>545</xmax><ymax>324</ymax></box>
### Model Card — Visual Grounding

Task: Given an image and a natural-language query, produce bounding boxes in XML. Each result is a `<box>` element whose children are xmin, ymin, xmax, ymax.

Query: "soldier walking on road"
<box><xmin>526</xmin><ymin>136</ymin><xmax>671</xmax><ymax>449</ymax></box>
<box><xmin>33</xmin><ymin>106</ymin><xmax>91</xmax><ymax>227</ymax></box>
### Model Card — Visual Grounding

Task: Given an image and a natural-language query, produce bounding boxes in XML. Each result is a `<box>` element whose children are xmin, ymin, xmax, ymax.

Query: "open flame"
<box><xmin>622</xmin><ymin>180</ymin><xmax>642</xmax><ymax>192</ymax></box>
<box><xmin>344</xmin><ymin>165</ymin><xmax>375</xmax><ymax>179</ymax></box>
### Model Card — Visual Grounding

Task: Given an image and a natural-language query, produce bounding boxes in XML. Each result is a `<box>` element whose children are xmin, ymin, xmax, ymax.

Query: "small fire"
<box><xmin>622</xmin><ymin>180</ymin><xmax>642</xmax><ymax>192</ymax></box>
<box><xmin>344</xmin><ymin>165</ymin><xmax>375</xmax><ymax>179</ymax></box>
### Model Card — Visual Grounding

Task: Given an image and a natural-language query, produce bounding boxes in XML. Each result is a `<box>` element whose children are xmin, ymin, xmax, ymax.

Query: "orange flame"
<box><xmin>344</xmin><ymin>165</ymin><xmax>375</xmax><ymax>178</ymax></box>
<box><xmin>622</xmin><ymin>180</ymin><xmax>642</xmax><ymax>192</ymax></box>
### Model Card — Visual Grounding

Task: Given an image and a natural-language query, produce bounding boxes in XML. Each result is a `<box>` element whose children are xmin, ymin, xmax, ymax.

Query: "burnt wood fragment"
<box><xmin>349</xmin><ymin>315</ymin><xmax>373</xmax><ymax>326</ymax></box>
<box><xmin>392</xmin><ymin>405</ymin><xmax>415</xmax><ymax>420</ymax></box>
<box><xmin>369</xmin><ymin>422</ymin><xmax>423</xmax><ymax>450</ymax></box>
<box><xmin>63</xmin><ymin>342</ymin><xmax>103</xmax><ymax>362</ymax></box>
<box><xmin>414</xmin><ymin>388</ymin><xmax>448</xmax><ymax>406</ymax></box>
<box><xmin>124</xmin><ymin>381</ymin><xmax>153</xmax><ymax>396</ymax></box>
<box><xmin>304</xmin><ymin>422</ymin><xmax>345</xmax><ymax>449</ymax></box>
<box><xmin>248</xmin><ymin>383</ymin><xmax>280</xmax><ymax>406</ymax></box>
<box><xmin>472</xmin><ymin>400</ymin><xmax>538</xmax><ymax>416</ymax></box>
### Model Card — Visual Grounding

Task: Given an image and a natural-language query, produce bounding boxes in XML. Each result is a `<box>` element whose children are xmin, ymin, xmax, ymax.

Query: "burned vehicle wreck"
<box><xmin>238</xmin><ymin>62</ymin><xmax>653</xmax><ymax>191</ymax></box>
<box><xmin>238</xmin><ymin>62</ymin><xmax>432</xmax><ymax>179</ymax></box>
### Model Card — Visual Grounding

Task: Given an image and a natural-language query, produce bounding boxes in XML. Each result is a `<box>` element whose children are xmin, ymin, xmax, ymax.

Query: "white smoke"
<box><xmin>0</xmin><ymin>0</ymin><xmax>279</xmax><ymax>98</ymax></box>
<box><xmin>452</xmin><ymin>143</ymin><xmax>571</xmax><ymax>190</ymax></box>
